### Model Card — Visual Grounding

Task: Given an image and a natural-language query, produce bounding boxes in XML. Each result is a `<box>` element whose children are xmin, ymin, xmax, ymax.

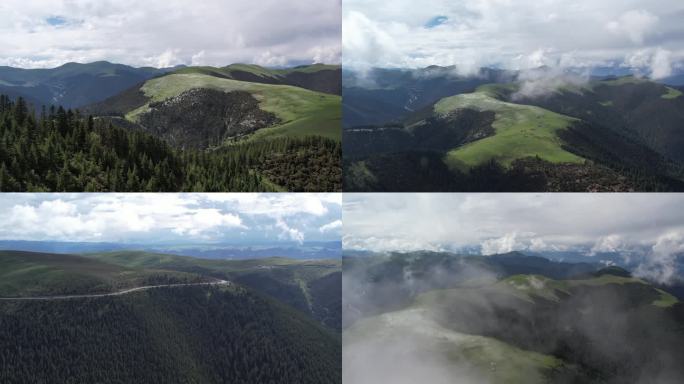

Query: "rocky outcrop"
<box><xmin>138</xmin><ymin>89</ymin><xmax>279</xmax><ymax>149</ymax></box>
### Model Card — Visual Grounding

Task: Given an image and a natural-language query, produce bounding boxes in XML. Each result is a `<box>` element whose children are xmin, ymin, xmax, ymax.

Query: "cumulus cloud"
<box><xmin>0</xmin><ymin>0</ymin><xmax>340</xmax><ymax>68</ymax></box>
<box><xmin>343</xmin><ymin>0</ymin><xmax>684</xmax><ymax>77</ymax></box>
<box><xmin>0</xmin><ymin>193</ymin><xmax>341</xmax><ymax>244</ymax></box>
<box><xmin>635</xmin><ymin>231</ymin><xmax>684</xmax><ymax>284</ymax></box>
<box><xmin>481</xmin><ymin>232</ymin><xmax>519</xmax><ymax>255</ymax></box>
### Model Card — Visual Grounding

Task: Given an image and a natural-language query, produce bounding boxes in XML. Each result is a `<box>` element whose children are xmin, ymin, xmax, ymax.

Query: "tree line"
<box><xmin>0</xmin><ymin>95</ymin><xmax>341</xmax><ymax>192</ymax></box>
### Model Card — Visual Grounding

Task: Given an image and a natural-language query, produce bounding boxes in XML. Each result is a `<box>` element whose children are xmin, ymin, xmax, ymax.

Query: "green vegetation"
<box><xmin>662</xmin><ymin>87</ymin><xmax>683</xmax><ymax>99</ymax></box>
<box><xmin>0</xmin><ymin>285</ymin><xmax>341</xmax><ymax>384</ymax></box>
<box><xmin>85</xmin><ymin>251</ymin><xmax>342</xmax><ymax>329</ymax></box>
<box><xmin>0</xmin><ymin>250</ymin><xmax>204</xmax><ymax>297</ymax></box>
<box><xmin>653</xmin><ymin>288</ymin><xmax>679</xmax><ymax>307</ymax></box>
<box><xmin>0</xmin><ymin>95</ymin><xmax>341</xmax><ymax>191</ymax></box>
<box><xmin>127</xmin><ymin>73</ymin><xmax>341</xmax><ymax>141</ymax></box>
<box><xmin>345</xmin><ymin>308</ymin><xmax>570</xmax><ymax>384</ymax></box>
<box><xmin>434</xmin><ymin>91</ymin><xmax>584</xmax><ymax>170</ymax></box>
<box><xmin>0</xmin><ymin>250</ymin><xmax>342</xmax><ymax>383</ymax></box>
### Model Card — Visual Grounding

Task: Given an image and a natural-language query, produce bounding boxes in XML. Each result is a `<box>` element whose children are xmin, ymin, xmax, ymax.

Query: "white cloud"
<box><xmin>0</xmin><ymin>193</ymin><xmax>341</xmax><ymax>244</ymax></box>
<box><xmin>481</xmin><ymin>233</ymin><xmax>519</xmax><ymax>255</ymax></box>
<box><xmin>320</xmin><ymin>219</ymin><xmax>342</xmax><ymax>233</ymax></box>
<box><xmin>606</xmin><ymin>9</ymin><xmax>658</xmax><ymax>45</ymax></box>
<box><xmin>651</xmin><ymin>48</ymin><xmax>673</xmax><ymax>79</ymax></box>
<box><xmin>343</xmin><ymin>194</ymin><xmax>684</xmax><ymax>264</ymax></box>
<box><xmin>635</xmin><ymin>231</ymin><xmax>684</xmax><ymax>284</ymax></box>
<box><xmin>590</xmin><ymin>234</ymin><xmax>625</xmax><ymax>255</ymax></box>
<box><xmin>343</xmin><ymin>0</ymin><xmax>684</xmax><ymax>74</ymax></box>
<box><xmin>276</xmin><ymin>218</ymin><xmax>304</xmax><ymax>244</ymax></box>
<box><xmin>0</xmin><ymin>0</ymin><xmax>340</xmax><ymax>68</ymax></box>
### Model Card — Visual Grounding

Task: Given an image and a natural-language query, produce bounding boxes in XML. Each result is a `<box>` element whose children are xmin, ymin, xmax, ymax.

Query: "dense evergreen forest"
<box><xmin>0</xmin><ymin>95</ymin><xmax>341</xmax><ymax>192</ymax></box>
<box><xmin>0</xmin><ymin>286</ymin><xmax>341</xmax><ymax>384</ymax></box>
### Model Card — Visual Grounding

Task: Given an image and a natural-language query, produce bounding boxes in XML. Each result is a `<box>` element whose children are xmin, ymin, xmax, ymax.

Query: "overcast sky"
<box><xmin>344</xmin><ymin>193</ymin><xmax>684</xmax><ymax>255</ymax></box>
<box><xmin>0</xmin><ymin>193</ymin><xmax>342</xmax><ymax>244</ymax></box>
<box><xmin>343</xmin><ymin>0</ymin><xmax>684</xmax><ymax>78</ymax></box>
<box><xmin>0</xmin><ymin>0</ymin><xmax>341</xmax><ymax>69</ymax></box>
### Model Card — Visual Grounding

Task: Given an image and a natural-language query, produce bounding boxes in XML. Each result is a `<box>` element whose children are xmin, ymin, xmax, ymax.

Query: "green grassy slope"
<box><xmin>344</xmin><ymin>307</ymin><xmax>571</xmax><ymax>384</ymax></box>
<box><xmin>175</xmin><ymin>63</ymin><xmax>340</xmax><ymax>79</ymax></box>
<box><xmin>496</xmin><ymin>273</ymin><xmax>679</xmax><ymax>308</ymax></box>
<box><xmin>434</xmin><ymin>89</ymin><xmax>584</xmax><ymax>170</ymax></box>
<box><xmin>0</xmin><ymin>250</ymin><xmax>205</xmax><ymax>297</ymax></box>
<box><xmin>125</xmin><ymin>73</ymin><xmax>340</xmax><ymax>141</ymax></box>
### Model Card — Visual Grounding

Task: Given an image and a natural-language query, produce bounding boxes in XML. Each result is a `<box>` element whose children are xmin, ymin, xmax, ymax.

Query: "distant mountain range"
<box><xmin>0</xmin><ymin>240</ymin><xmax>342</xmax><ymax>259</ymax></box>
<box><xmin>344</xmin><ymin>66</ymin><xmax>684</xmax><ymax>192</ymax></box>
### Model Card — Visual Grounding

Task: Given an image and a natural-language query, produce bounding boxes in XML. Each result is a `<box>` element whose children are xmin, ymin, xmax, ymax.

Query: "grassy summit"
<box><xmin>434</xmin><ymin>89</ymin><xmax>583</xmax><ymax>171</ymax></box>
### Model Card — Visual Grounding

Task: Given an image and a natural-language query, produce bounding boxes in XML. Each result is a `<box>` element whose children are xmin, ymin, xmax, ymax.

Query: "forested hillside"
<box><xmin>0</xmin><ymin>286</ymin><xmax>341</xmax><ymax>384</ymax></box>
<box><xmin>0</xmin><ymin>95</ymin><xmax>341</xmax><ymax>191</ymax></box>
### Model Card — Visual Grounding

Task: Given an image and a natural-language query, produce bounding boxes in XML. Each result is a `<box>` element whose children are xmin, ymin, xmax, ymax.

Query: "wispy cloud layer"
<box><xmin>0</xmin><ymin>0</ymin><xmax>341</xmax><ymax>68</ymax></box>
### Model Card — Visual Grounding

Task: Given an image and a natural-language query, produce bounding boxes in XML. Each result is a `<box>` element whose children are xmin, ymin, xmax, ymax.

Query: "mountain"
<box><xmin>0</xmin><ymin>250</ymin><xmax>341</xmax><ymax>383</ymax></box>
<box><xmin>86</xmin><ymin>66</ymin><xmax>341</xmax><ymax>149</ymax></box>
<box><xmin>0</xmin><ymin>63</ymin><xmax>342</xmax><ymax>192</ymax></box>
<box><xmin>0</xmin><ymin>61</ymin><xmax>174</xmax><ymax>108</ymax></box>
<box><xmin>344</xmin><ymin>251</ymin><xmax>684</xmax><ymax>384</ymax></box>
<box><xmin>174</xmin><ymin>63</ymin><xmax>341</xmax><ymax>95</ymax></box>
<box><xmin>0</xmin><ymin>240</ymin><xmax>342</xmax><ymax>260</ymax></box>
<box><xmin>342</xmin><ymin>66</ymin><xmax>512</xmax><ymax>127</ymax></box>
<box><xmin>344</xmin><ymin>72</ymin><xmax>684</xmax><ymax>192</ymax></box>
<box><xmin>0</xmin><ymin>250</ymin><xmax>209</xmax><ymax>297</ymax></box>
<box><xmin>84</xmin><ymin>251</ymin><xmax>343</xmax><ymax>330</ymax></box>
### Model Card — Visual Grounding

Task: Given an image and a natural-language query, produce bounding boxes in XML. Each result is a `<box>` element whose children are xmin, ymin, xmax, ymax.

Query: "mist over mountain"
<box><xmin>343</xmin><ymin>250</ymin><xmax>684</xmax><ymax>384</ymax></box>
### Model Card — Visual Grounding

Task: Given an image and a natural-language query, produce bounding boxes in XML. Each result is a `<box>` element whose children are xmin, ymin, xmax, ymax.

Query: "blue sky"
<box><xmin>0</xmin><ymin>193</ymin><xmax>342</xmax><ymax>245</ymax></box>
<box><xmin>343</xmin><ymin>0</ymin><xmax>684</xmax><ymax>78</ymax></box>
<box><xmin>0</xmin><ymin>0</ymin><xmax>340</xmax><ymax>68</ymax></box>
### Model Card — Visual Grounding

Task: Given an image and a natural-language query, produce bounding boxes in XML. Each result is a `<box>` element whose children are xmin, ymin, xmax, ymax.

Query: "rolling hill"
<box><xmin>344</xmin><ymin>251</ymin><xmax>684</xmax><ymax>383</ymax></box>
<box><xmin>0</xmin><ymin>250</ymin><xmax>341</xmax><ymax>383</ymax></box>
<box><xmin>88</xmin><ymin>72</ymin><xmax>341</xmax><ymax>148</ymax></box>
<box><xmin>344</xmin><ymin>71</ymin><xmax>684</xmax><ymax>192</ymax></box>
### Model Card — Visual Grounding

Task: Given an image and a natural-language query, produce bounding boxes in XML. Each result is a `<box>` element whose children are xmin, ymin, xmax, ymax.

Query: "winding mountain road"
<box><xmin>0</xmin><ymin>280</ymin><xmax>231</xmax><ymax>301</ymax></box>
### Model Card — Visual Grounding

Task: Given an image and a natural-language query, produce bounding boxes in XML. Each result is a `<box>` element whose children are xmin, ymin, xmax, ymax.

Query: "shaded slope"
<box><xmin>0</xmin><ymin>284</ymin><xmax>341</xmax><ymax>384</ymax></box>
<box><xmin>512</xmin><ymin>77</ymin><xmax>684</xmax><ymax>162</ymax></box>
